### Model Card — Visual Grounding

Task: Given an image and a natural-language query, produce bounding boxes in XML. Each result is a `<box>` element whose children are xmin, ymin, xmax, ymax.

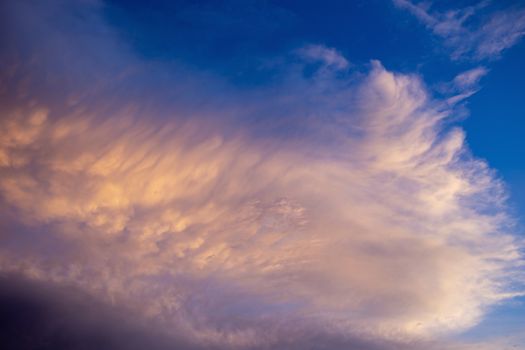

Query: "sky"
<box><xmin>1</xmin><ymin>0</ymin><xmax>525</xmax><ymax>349</ymax></box>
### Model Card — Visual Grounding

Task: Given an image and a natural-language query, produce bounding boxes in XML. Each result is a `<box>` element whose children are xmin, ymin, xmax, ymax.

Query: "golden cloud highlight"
<box><xmin>0</xmin><ymin>57</ymin><xmax>522</xmax><ymax>348</ymax></box>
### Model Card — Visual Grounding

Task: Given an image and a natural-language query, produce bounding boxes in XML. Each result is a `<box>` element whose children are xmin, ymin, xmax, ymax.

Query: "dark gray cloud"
<box><xmin>0</xmin><ymin>274</ymin><xmax>201</xmax><ymax>350</ymax></box>
<box><xmin>0</xmin><ymin>274</ymin><xmax>432</xmax><ymax>350</ymax></box>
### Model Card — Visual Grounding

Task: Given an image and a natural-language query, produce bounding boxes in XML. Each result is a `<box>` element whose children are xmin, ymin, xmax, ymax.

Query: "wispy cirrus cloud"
<box><xmin>438</xmin><ymin>66</ymin><xmax>488</xmax><ymax>105</ymax></box>
<box><xmin>296</xmin><ymin>44</ymin><xmax>350</xmax><ymax>70</ymax></box>
<box><xmin>393</xmin><ymin>0</ymin><xmax>525</xmax><ymax>60</ymax></box>
<box><xmin>452</xmin><ymin>66</ymin><xmax>488</xmax><ymax>90</ymax></box>
<box><xmin>0</xmin><ymin>1</ymin><xmax>523</xmax><ymax>350</ymax></box>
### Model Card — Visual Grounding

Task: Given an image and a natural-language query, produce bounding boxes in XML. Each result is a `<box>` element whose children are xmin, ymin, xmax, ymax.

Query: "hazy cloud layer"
<box><xmin>394</xmin><ymin>0</ymin><xmax>525</xmax><ymax>60</ymax></box>
<box><xmin>0</xmin><ymin>1</ymin><xmax>523</xmax><ymax>349</ymax></box>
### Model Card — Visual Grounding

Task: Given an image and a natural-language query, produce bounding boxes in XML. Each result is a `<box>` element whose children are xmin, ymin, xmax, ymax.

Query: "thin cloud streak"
<box><xmin>439</xmin><ymin>66</ymin><xmax>488</xmax><ymax>105</ymax></box>
<box><xmin>393</xmin><ymin>0</ymin><xmax>525</xmax><ymax>60</ymax></box>
<box><xmin>296</xmin><ymin>44</ymin><xmax>350</xmax><ymax>71</ymax></box>
<box><xmin>453</xmin><ymin>67</ymin><xmax>488</xmax><ymax>90</ymax></box>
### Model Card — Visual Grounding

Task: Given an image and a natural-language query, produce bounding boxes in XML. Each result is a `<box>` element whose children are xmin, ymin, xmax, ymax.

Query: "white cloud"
<box><xmin>439</xmin><ymin>66</ymin><xmax>488</xmax><ymax>105</ymax></box>
<box><xmin>394</xmin><ymin>0</ymin><xmax>525</xmax><ymax>60</ymax></box>
<box><xmin>297</xmin><ymin>44</ymin><xmax>350</xmax><ymax>70</ymax></box>
<box><xmin>453</xmin><ymin>66</ymin><xmax>488</xmax><ymax>90</ymax></box>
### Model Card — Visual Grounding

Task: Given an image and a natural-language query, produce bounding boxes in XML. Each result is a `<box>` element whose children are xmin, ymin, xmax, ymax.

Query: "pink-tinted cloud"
<box><xmin>0</xmin><ymin>1</ymin><xmax>523</xmax><ymax>349</ymax></box>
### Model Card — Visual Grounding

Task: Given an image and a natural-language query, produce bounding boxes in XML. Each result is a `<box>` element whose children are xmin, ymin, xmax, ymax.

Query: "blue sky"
<box><xmin>103</xmin><ymin>0</ymin><xmax>525</xmax><ymax>189</ymax></box>
<box><xmin>104</xmin><ymin>0</ymin><xmax>525</xmax><ymax>227</ymax></box>
<box><xmin>1</xmin><ymin>1</ymin><xmax>525</xmax><ymax>349</ymax></box>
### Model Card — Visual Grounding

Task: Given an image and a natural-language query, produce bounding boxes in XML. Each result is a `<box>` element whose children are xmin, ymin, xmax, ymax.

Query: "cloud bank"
<box><xmin>0</xmin><ymin>1</ymin><xmax>523</xmax><ymax>349</ymax></box>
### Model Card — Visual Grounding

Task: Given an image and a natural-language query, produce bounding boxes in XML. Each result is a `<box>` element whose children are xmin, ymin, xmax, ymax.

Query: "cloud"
<box><xmin>296</xmin><ymin>44</ymin><xmax>350</xmax><ymax>70</ymax></box>
<box><xmin>8</xmin><ymin>275</ymin><xmax>505</xmax><ymax>350</ymax></box>
<box><xmin>438</xmin><ymin>66</ymin><xmax>488</xmax><ymax>105</ymax></box>
<box><xmin>452</xmin><ymin>66</ymin><xmax>488</xmax><ymax>90</ymax></box>
<box><xmin>393</xmin><ymin>0</ymin><xmax>525</xmax><ymax>60</ymax></box>
<box><xmin>0</xmin><ymin>1</ymin><xmax>523</xmax><ymax>349</ymax></box>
